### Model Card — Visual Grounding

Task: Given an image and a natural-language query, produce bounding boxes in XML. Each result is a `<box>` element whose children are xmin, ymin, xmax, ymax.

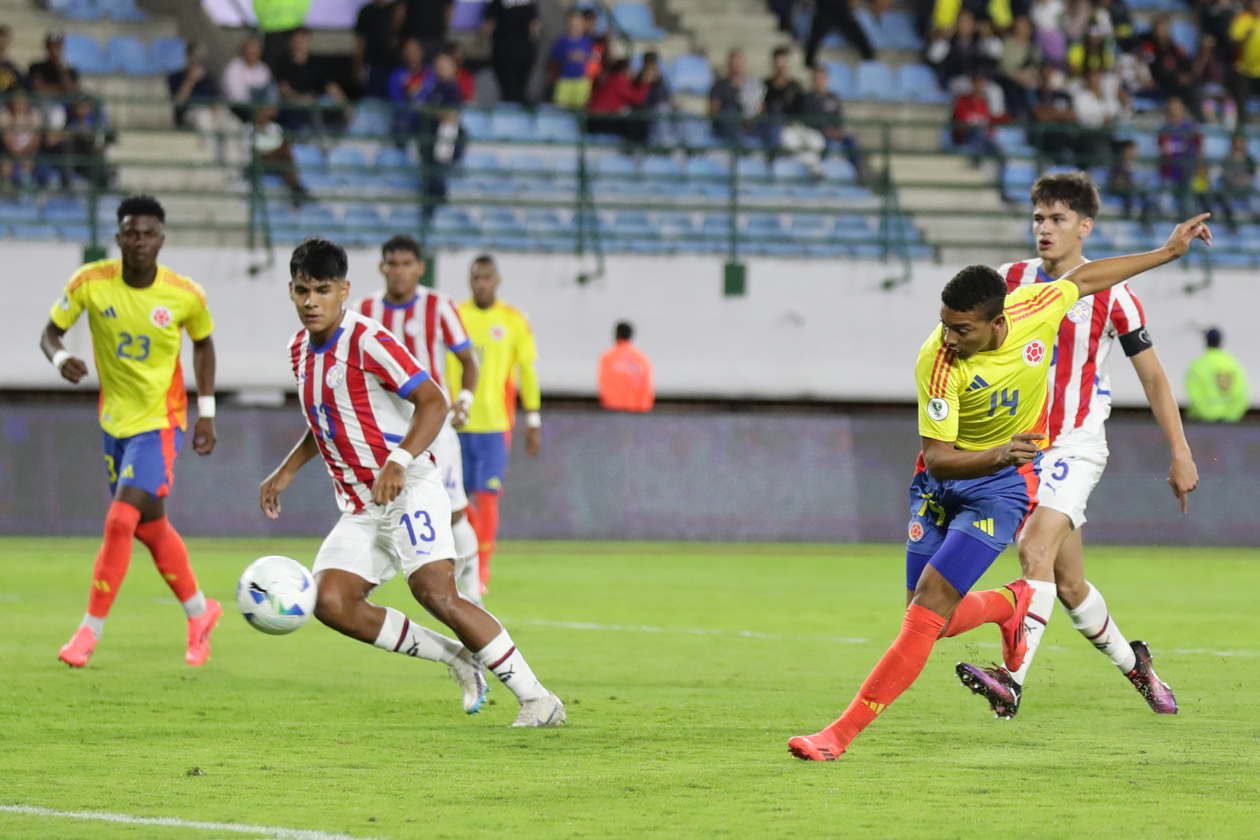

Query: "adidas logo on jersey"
<box><xmin>101</xmin><ymin>306</ymin><xmax>118</xmax><ymax>319</ymax></box>
<box><xmin>965</xmin><ymin>375</ymin><xmax>990</xmax><ymax>392</ymax></box>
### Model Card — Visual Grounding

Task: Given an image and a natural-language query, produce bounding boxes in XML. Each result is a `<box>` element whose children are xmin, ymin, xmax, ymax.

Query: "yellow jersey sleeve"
<box><xmin>512</xmin><ymin>309</ymin><xmax>541</xmax><ymax>411</ymax></box>
<box><xmin>180</xmin><ymin>280</ymin><xmax>214</xmax><ymax>341</ymax></box>
<box><xmin>1005</xmin><ymin>279</ymin><xmax>1079</xmax><ymax>330</ymax></box>
<box><xmin>49</xmin><ymin>270</ymin><xmax>92</xmax><ymax>330</ymax></box>
<box><xmin>916</xmin><ymin>330</ymin><xmax>962</xmax><ymax>442</ymax></box>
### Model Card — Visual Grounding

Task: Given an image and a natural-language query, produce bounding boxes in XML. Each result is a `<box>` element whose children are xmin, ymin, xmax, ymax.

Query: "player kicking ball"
<box><xmin>41</xmin><ymin>195</ymin><xmax>223</xmax><ymax>668</ymax></box>
<box><xmin>260</xmin><ymin>239</ymin><xmax>564</xmax><ymax>727</ymax></box>
<box><xmin>789</xmin><ymin>214</ymin><xmax>1210</xmax><ymax>761</ymax></box>
<box><xmin>956</xmin><ymin>173</ymin><xmax>1197</xmax><ymax>718</ymax></box>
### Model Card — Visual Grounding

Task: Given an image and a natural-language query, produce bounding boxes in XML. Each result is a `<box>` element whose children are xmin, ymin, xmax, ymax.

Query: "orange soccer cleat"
<box><xmin>58</xmin><ymin>626</ymin><xmax>97</xmax><ymax>668</ymax></box>
<box><xmin>998</xmin><ymin>579</ymin><xmax>1035</xmax><ymax>672</ymax></box>
<box><xmin>185</xmin><ymin>598</ymin><xmax>223</xmax><ymax>666</ymax></box>
<box><xmin>788</xmin><ymin>730</ymin><xmax>846</xmax><ymax>762</ymax></box>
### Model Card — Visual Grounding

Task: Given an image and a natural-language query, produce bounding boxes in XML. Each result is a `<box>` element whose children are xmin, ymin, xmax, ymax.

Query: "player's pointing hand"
<box><xmin>1163</xmin><ymin>213</ymin><xmax>1212</xmax><ymax>258</ymax></box>
<box><xmin>1000</xmin><ymin>432</ymin><xmax>1046</xmax><ymax>468</ymax></box>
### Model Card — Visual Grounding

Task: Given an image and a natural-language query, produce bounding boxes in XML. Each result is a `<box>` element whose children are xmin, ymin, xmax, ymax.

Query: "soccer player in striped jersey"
<box><xmin>260</xmin><ymin>239</ymin><xmax>564</xmax><ymax>727</ymax></box>
<box><xmin>40</xmin><ymin>194</ymin><xmax>223</xmax><ymax>668</ymax></box>
<box><xmin>354</xmin><ymin>236</ymin><xmax>485</xmax><ymax>606</ymax></box>
<box><xmin>957</xmin><ymin>173</ymin><xmax>1199</xmax><ymax>718</ymax></box>
<box><xmin>789</xmin><ymin>215</ymin><xmax>1210</xmax><ymax>760</ymax></box>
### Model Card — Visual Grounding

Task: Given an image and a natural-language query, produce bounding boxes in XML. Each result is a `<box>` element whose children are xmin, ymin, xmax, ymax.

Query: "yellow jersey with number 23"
<box><xmin>49</xmin><ymin>259</ymin><xmax>214</xmax><ymax>439</ymax></box>
<box><xmin>916</xmin><ymin>279</ymin><xmax>1080</xmax><ymax>451</ymax></box>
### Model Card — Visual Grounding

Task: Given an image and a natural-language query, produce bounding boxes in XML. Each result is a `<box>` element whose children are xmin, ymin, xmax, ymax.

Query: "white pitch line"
<box><xmin>0</xmin><ymin>805</ymin><xmax>382</xmax><ymax>840</ymax></box>
<box><xmin>509</xmin><ymin>619</ymin><xmax>1259</xmax><ymax>657</ymax></box>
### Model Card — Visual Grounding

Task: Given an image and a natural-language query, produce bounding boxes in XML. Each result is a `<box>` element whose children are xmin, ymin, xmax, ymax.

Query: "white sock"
<box><xmin>80</xmin><ymin>614</ymin><xmax>105</xmax><ymax>638</ymax></box>
<box><xmin>1067</xmin><ymin>582</ymin><xmax>1137</xmax><ymax>673</ymax></box>
<box><xmin>373</xmin><ymin>606</ymin><xmax>461</xmax><ymax>664</ymax></box>
<box><xmin>475</xmin><ymin>629</ymin><xmax>548</xmax><ymax>702</ymax></box>
<box><xmin>1007</xmin><ymin>579</ymin><xmax>1057</xmax><ymax>686</ymax></box>
<box><xmin>452</xmin><ymin>515</ymin><xmax>483</xmax><ymax>606</ymax></box>
<box><xmin>181</xmin><ymin>591</ymin><xmax>207</xmax><ymax>619</ymax></box>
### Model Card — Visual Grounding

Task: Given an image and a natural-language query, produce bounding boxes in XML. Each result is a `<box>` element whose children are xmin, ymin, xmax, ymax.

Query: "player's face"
<box><xmin>290</xmin><ymin>272</ymin><xmax>349</xmax><ymax>336</ymax></box>
<box><xmin>940</xmin><ymin>306</ymin><xmax>1004</xmax><ymax>360</ymax></box>
<box><xmin>116</xmin><ymin>215</ymin><xmax>164</xmax><ymax>271</ymax></box>
<box><xmin>380</xmin><ymin>249</ymin><xmax>424</xmax><ymax>299</ymax></box>
<box><xmin>469</xmin><ymin>263</ymin><xmax>499</xmax><ymax>307</ymax></box>
<box><xmin>1033</xmin><ymin>201</ymin><xmax>1092</xmax><ymax>261</ymax></box>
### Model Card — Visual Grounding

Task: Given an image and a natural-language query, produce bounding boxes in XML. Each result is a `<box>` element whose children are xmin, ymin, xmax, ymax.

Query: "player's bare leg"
<box><xmin>408</xmin><ymin>561</ymin><xmax>565</xmax><ymax>727</ymax></box>
<box><xmin>313</xmin><ymin>568</ymin><xmax>488</xmax><ymax>714</ymax></box>
<box><xmin>1055</xmin><ymin>529</ymin><xmax>1177</xmax><ymax>713</ymax></box>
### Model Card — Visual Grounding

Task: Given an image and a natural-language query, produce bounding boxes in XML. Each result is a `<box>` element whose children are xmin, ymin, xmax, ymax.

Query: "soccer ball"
<box><xmin>236</xmin><ymin>555</ymin><xmax>318</xmax><ymax>635</ymax></box>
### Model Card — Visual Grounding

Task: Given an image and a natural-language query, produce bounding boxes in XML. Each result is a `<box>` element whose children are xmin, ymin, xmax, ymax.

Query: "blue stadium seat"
<box><xmin>671</xmin><ymin>55</ymin><xmax>713</xmax><ymax>95</ymax></box>
<box><xmin>452</xmin><ymin>0</ymin><xmax>486</xmax><ymax>29</ymax></box>
<box><xmin>490</xmin><ymin>110</ymin><xmax>535</xmax><ymax>142</ymax></box>
<box><xmin>612</xmin><ymin>3</ymin><xmax>666</xmax><ymax>39</ymax></box>
<box><xmin>856</xmin><ymin>62</ymin><xmax>897</xmax><ymax>100</ymax></box>
<box><xmin>63</xmin><ymin>35</ymin><xmax>108</xmax><ymax>74</ymax></box>
<box><xmin>291</xmin><ymin>144</ymin><xmax>325</xmax><ymax>170</ymax></box>
<box><xmin>702</xmin><ymin>213</ymin><xmax>733</xmax><ymax>239</ymax></box>
<box><xmin>879</xmin><ymin>11</ymin><xmax>923</xmax><ymax>49</ymax></box>
<box><xmin>898</xmin><ymin>64</ymin><xmax>949</xmax><ymax>104</ymax></box>
<box><xmin>737</xmin><ymin>156</ymin><xmax>770</xmax><ymax>181</ymax></box>
<box><xmin>150</xmin><ymin>38</ymin><xmax>185</xmax><ymax>73</ymax></box>
<box><xmin>790</xmin><ymin>215</ymin><xmax>832</xmax><ymax>240</ymax></box>
<box><xmin>481</xmin><ymin>208</ymin><xmax>526</xmax><ymax>235</ymax></box>
<box><xmin>678</xmin><ymin>117</ymin><xmax>719</xmax><ymax>149</ymax></box>
<box><xmin>389</xmin><ymin>205</ymin><xmax>421</xmax><ymax>232</ymax></box>
<box><xmin>375</xmin><ymin>147</ymin><xmax>410</xmax><ymax>170</ymax></box>
<box><xmin>328</xmin><ymin>148</ymin><xmax>367</xmax><ymax>179</ymax></box>
<box><xmin>99</xmin><ymin>0</ymin><xmax>147</xmax><ymax>20</ymax></box>
<box><xmin>297</xmin><ymin>204</ymin><xmax>341</xmax><ymax>234</ymax></box>
<box><xmin>821</xmin><ymin>157</ymin><xmax>857</xmax><ymax>182</ymax></box>
<box><xmin>1171</xmin><ymin>20</ymin><xmax>1198</xmax><ymax>56</ymax></box>
<box><xmin>525</xmin><ymin>208</ymin><xmax>570</xmax><ymax>235</ymax></box>
<box><xmin>658</xmin><ymin>212</ymin><xmax>697</xmax><ymax>239</ymax></box>
<box><xmin>107</xmin><ymin>36</ymin><xmax>155</xmax><ymax>75</ymax></box>
<box><xmin>1203</xmin><ymin>133</ymin><xmax>1231</xmax><ymax>161</ymax></box>
<box><xmin>344</xmin><ymin>205</ymin><xmax>383</xmax><ymax>232</ymax></box>
<box><xmin>642</xmin><ymin>155</ymin><xmax>682</xmax><ymax>180</ymax></box>
<box><xmin>595</xmin><ymin>154</ymin><xmax>639</xmax><ymax>180</ymax></box>
<box><xmin>58</xmin><ymin>225</ymin><xmax>92</xmax><ymax>241</ymax></box>
<box><xmin>349</xmin><ymin>105</ymin><xmax>392</xmax><ymax>135</ymax></box>
<box><xmin>509</xmin><ymin>153</ymin><xmax>548</xmax><ymax>174</ymax></box>
<box><xmin>613</xmin><ymin>211</ymin><xmax>655</xmax><ymax>238</ymax></box>
<box><xmin>44</xmin><ymin>197</ymin><xmax>88</xmax><ymax>223</ymax></box>
<box><xmin>12</xmin><ymin>224</ymin><xmax>58</xmax><ymax>240</ymax></box>
<box><xmin>461</xmin><ymin>111</ymin><xmax>493</xmax><ymax>141</ymax></box>
<box><xmin>430</xmin><ymin>206</ymin><xmax>473</xmax><ymax>234</ymax></box>
<box><xmin>772</xmin><ymin>157</ymin><xmax>811</xmax><ymax>182</ymax></box>
<box><xmin>995</xmin><ymin>126</ymin><xmax>1035</xmax><ymax>156</ymax></box>
<box><xmin>807</xmin><ymin>243</ymin><xmax>851</xmax><ymax>258</ymax></box>
<box><xmin>58</xmin><ymin>0</ymin><xmax>103</xmax><ymax>20</ymax></box>
<box><xmin>0</xmin><ymin>201</ymin><xmax>40</xmax><ymax>224</ymax></box>
<box><xmin>747</xmin><ymin>213</ymin><xmax>784</xmax><ymax>239</ymax></box>
<box><xmin>536</xmin><ymin>112</ymin><xmax>580</xmax><ymax>143</ymax></box>
<box><xmin>823</xmin><ymin>61</ymin><xmax>852</xmax><ymax>95</ymax></box>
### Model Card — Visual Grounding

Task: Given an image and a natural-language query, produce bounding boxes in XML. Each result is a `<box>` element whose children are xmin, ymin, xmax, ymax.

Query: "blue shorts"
<box><xmin>904</xmin><ymin>453</ymin><xmax>1041</xmax><ymax>594</ymax></box>
<box><xmin>458</xmin><ymin>431</ymin><xmax>508</xmax><ymax>495</ymax></box>
<box><xmin>102</xmin><ymin>427</ymin><xmax>184</xmax><ymax>499</ymax></box>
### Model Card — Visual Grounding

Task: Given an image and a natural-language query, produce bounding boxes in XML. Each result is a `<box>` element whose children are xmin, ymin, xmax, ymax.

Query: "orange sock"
<box><xmin>135</xmin><ymin>516</ymin><xmax>199</xmax><ymax>602</ymax></box>
<box><xmin>86</xmin><ymin>500</ymin><xmax>141</xmax><ymax>619</ymax></box>
<box><xmin>473</xmin><ymin>490</ymin><xmax>500</xmax><ymax>586</ymax></box>
<box><xmin>825</xmin><ymin>604</ymin><xmax>947</xmax><ymax>750</ymax></box>
<box><xmin>940</xmin><ymin>589</ymin><xmax>1016</xmax><ymax>638</ymax></box>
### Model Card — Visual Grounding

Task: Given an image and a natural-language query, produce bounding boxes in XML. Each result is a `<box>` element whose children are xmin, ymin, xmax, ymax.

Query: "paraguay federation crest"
<box><xmin>1066</xmin><ymin>299</ymin><xmax>1092</xmax><ymax>324</ymax></box>
<box><xmin>150</xmin><ymin>305</ymin><xmax>173</xmax><ymax>328</ymax></box>
<box><xmin>1023</xmin><ymin>340</ymin><xmax>1046</xmax><ymax>366</ymax></box>
<box><xmin>324</xmin><ymin>363</ymin><xmax>346</xmax><ymax>389</ymax></box>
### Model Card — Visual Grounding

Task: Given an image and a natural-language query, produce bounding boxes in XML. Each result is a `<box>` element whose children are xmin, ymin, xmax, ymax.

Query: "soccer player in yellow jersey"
<box><xmin>39</xmin><ymin>195</ymin><xmax>223</xmax><ymax>668</ymax></box>
<box><xmin>447</xmin><ymin>255</ymin><xmax>541</xmax><ymax>591</ymax></box>
<box><xmin>789</xmin><ymin>214</ymin><xmax>1211</xmax><ymax>761</ymax></box>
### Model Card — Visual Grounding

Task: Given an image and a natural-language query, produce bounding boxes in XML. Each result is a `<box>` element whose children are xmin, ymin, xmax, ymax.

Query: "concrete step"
<box><xmin>888</xmin><ymin>153</ymin><xmax>991</xmax><ymax>186</ymax></box>
<box><xmin>81</xmin><ymin>75</ymin><xmax>174</xmax><ymax>129</ymax></box>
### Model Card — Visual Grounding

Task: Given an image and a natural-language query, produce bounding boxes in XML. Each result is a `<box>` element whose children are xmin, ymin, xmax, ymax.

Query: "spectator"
<box><xmin>1232</xmin><ymin>0</ymin><xmax>1260</xmax><ymax>124</ymax></box>
<box><xmin>388</xmin><ymin>38</ymin><xmax>428</xmax><ymax>136</ymax></box>
<box><xmin>761</xmin><ymin>46</ymin><xmax>804</xmax><ymax>147</ymax></box>
<box><xmin>1093</xmin><ymin>0</ymin><xmax>1135</xmax><ymax>47</ymax></box>
<box><xmin>403</xmin><ymin>0</ymin><xmax>454</xmax><ymax>59</ymax></box>
<box><xmin>548</xmin><ymin>11</ymin><xmax>594</xmax><ymax>109</ymax></box>
<box><xmin>1115</xmin><ymin>41</ymin><xmax>1159</xmax><ymax>102</ymax></box>
<box><xmin>250</xmin><ymin>98</ymin><xmax>310</xmax><ymax>206</ymax></box>
<box><xmin>1199</xmin><ymin>0</ymin><xmax>1237</xmax><ymax>66</ymax></box>
<box><xmin>638</xmin><ymin>51</ymin><xmax>672</xmax><ymax>111</ymax></box>
<box><xmin>419</xmin><ymin>51</ymin><xmax>466</xmax><ymax>215</ymax></box>
<box><xmin>1186</xmin><ymin>327</ymin><xmax>1249</xmax><ymax>422</ymax></box>
<box><xmin>1142</xmin><ymin>18</ymin><xmax>1197</xmax><ymax>114</ymax></box>
<box><xmin>354</xmin><ymin>0</ymin><xmax>402</xmax><ymax>100</ymax></box>
<box><xmin>588</xmin><ymin>57</ymin><xmax>651</xmax><ymax>145</ymax></box>
<box><xmin>483</xmin><ymin>0</ymin><xmax>539</xmax><ymax>105</ymax></box>
<box><xmin>0</xmin><ymin>25</ymin><xmax>24</xmax><ymax>93</ymax></box>
<box><xmin>951</xmin><ymin>73</ymin><xmax>1005</xmax><ymax>188</ymax></box>
<box><xmin>169</xmin><ymin>43</ymin><xmax>228</xmax><ymax>132</ymax></box>
<box><xmin>254</xmin><ymin>0</ymin><xmax>312</xmax><ymax>69</ymax></box>
<box><xmin>1203</xmin><ymin>133</ymin><xmax>1257</xmax><ymax>230</ymax></box>
<box><xmin>29</xmin><ymin>31</ymin><xmax>77</xmax><ymax>96</ymax></box>
<box><xmin>1063</xmin><ymin>0</ymin><xmax>1092</xmax><ymax>42</ymax></box>
<box><xmin>927</xmin><ymin>11</ymin><xmax>1001</xmax><ymax>92</ymax></box>
<box><xmin>799</xmin><ymin>64</ymin><xmax>863</xmax><ymax>178</ymax></box>
<box><xmin>1030</xmin><ymin>0</ymin><xmax>1067</xmax><ymax>64</ymax></box>
<box><xmin>581</xmin><ymin>8</ymin><xmax>608</xmax><ymax>77</ymax></box>
<box><xmin>1066</xmin><ymin>27</ymin><xmax>1115</xmax><ymax>79</ymax></box>
<box><xmin>223</xmin><ymin>36</ymin><xmax>274</xmax><ymax>122</ymax></box>
<box><xmin>1031</xmin><ymin>61</ymin><xmax>1077</xmax><ymax>161</ymax></box>
<box><xmin>1105</xmin><ymin>138</ymin><xmax>1154</xmax><ymax>225</ymax></box>
<box><xmin>1158</xmin><ymin>96</ymin><xmax>1201</xmax><ymax>217</ymax></box>
<box><xmin>449</xmin><ymin>42</ymin><xmax>476</xmax><ymax>102</ymax></box>
<box><xmin>768</xmin><ymin>0</ymin><xmax>794</xmax><ymax>34</ymax></box>
<box><xmin>0</xmin><ymin>91</ymin><xmax>46</xmax><ymax>185</ymax></box>
<box><xmin>708</xmin><ymin>50</ymin><xmax>763</xmax><ymax>144</ymax></box>
<box><xmin>598</xmin><ymin>322</ymin><xmax>654</xmax><ymax>413</ymax></box>
<box><xmin>994</xmin><ymin>16</ymin><xmax>1042</xmax><ymax>122</ymax></box>
<box><xmin>273</xmin><ymin>27</ymin><xmax>349</xmax><ymax>133</ymax></box>
<box><xmin>1070</xmin><ymin>68</ymin><xmax>1121</xmax><ymax>166</ymax></box>
<box><xmin>1193</xmin><ymin>34</ymin><xmax>1233</xmax><ymax>125</ymax></box>
<box><xmin>805</xmin><ymin>0</ymin><xmax>875</xmax><ymax>67</ymax></box>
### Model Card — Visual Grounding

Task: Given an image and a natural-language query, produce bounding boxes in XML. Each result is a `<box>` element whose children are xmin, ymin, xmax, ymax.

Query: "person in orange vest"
<box><xmin>598</xmin><ymin>322</ymin><xmax>654</xmax><ymax>412</ymax></box>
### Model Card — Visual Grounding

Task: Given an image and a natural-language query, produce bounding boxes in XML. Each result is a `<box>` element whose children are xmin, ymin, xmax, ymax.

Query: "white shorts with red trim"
<box><xmin>313</xmin><ymin>465</ymin><xmax>457</xmax><ymax>586</ymax></box>
<box><xmin>431</xmin><ymin>415</ymin><xmax>468</xmax><ymax>512</ymax></box>
<box><xmin>1036</xmin><ymin>442</ymin><xmax>1109</xmax><ymax>530</ymax></box>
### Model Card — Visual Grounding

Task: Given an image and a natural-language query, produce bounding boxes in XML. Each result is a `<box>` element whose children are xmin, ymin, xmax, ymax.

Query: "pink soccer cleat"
<box><xmin>1126</xmin><ymin>641</ymin><xmax>1178</xmax><ymax>714</ymax></box>
<box><xmin>59</xmin><ymin>626</ymin><xmax>97</xmax><ymax>668</ymax></box>
<box><xmin>185</xmin><ymin>598</ymin><xmax>223</xmax><ymax>666</ymax></box>
<box><xmin>788</xmin><ymin>730</ymin><xmax>846</xmax><ymax>761</ymax></box>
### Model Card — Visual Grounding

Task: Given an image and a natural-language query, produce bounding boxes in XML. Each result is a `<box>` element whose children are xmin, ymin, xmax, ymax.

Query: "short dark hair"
<box><xmin>1206</xmin><ymin>327</ymin><xmax>1223</xmax><ymax>348</ymax></box>
<box><xmin>615</xmin><ymin>321</ymin><xmax>633</xmax><ymax>341</ymax></box>
<box><xmin>772</xmin><ymin>46</ymin><xmax>790</xmax><ymax>60</ymax></box>
<box><xmin>290</xmin><ymin>237</ymin><xmax>348</xmax><ymax>281</ymax></box>
<box><xmin>1029</xmin><ymin>171</ymin><xmax>1099</xmax><ymax>219</ymax></box>
<box><xmin>382</xmin><ymin>235</ymin><xmax>422</xmax><ymax>259</ymax></box>
<box><xmin>472</xmin><ymin>253</ymin><xmax>496</xmax><ymax>269</ymax></box>
<box><xmin>117</xmin><ymin>194</ymin><xmax>165</xmax><ymax>224</ymax></box>
<box><xmin>942</xmin><ymin>265</ymin><xmax>1007</xmax><ymax>321</ymax></box>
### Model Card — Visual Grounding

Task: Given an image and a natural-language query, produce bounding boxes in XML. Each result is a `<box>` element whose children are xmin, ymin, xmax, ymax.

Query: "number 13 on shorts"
<box><xmin>400</xmin><ymin>510</ymin><xmax>436</xmax><ymax>553</ymax></box>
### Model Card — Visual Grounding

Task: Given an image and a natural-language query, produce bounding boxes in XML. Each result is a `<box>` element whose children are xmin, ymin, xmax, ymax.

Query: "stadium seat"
<box><xmin>536</xmin><ymin>112</ymin><xmax>580</xmax><ymax>143</ymax></box>
<box><xmin>63</xmin><ymin>35</ymin><xmax>108</xmax><ymax>74</ymax></box>
<box><xmin>747</xmin><ymin>213</ymin><xmax>784</xmax><ymax>240</ymax></box>
<box><xmin>613</xmin><ymin>211</ymin><xmax>656</xmax><ymax>242</ymax></box>
<box><xmin>772</xmin><ymin>158</ymin><xmax>811</xmax><ymax>182</ymax></box>
<box><xmin>59</xmin><ymin>0</ymin><xmax>103</xmax><ymax>20</ymax></box>
<box><xmin>879</xmin><ymin>11</ymin><xmax>923</xmax><ymax>49</ymax></box>
<box><xmin>823</xmin><ymin>61</ymin><xmax>852</xmax><ymax>95</ymax></box>
<box><xmin>150</xmin><ymin>38</ymin><xmax>185</xmax><ymax>73</ymax></box>
<box><xmin>328</xmin><ymin>148</ymin><xmax>367</xmax><ymax>180</ymax></box>
<box><xmin>107</xmin><ymin>36</ymin><xmax>155</xmax><ymax>75</ymax></box>
<box><xmin>490</xmin><ymin>110</ymin><xmax>535</xmax><ymax>142</ymax></box>
<box><xmin>12</xmin><ymin>224</ymin><xmax>58</xmax><ymax>240</ymax></box>
<box><xmin>291</xmin><ymin>144</ymin><xmax>325</xmax><ymax>171</ymax></box>
<box><xmin>1170</xmin><ymin>20</ymin><xmax>1198</xmax><ymax>56</ymax></box>
<box><xmin>524</xmin><ymin>208</ymin><xmax>571</xmax><ymax>235</ymax></box>
<box><xmin>297</xmin><ymin>204</ymin><xmax>341</xmax><ymax>234</ymax></box>
<box><xmin>790</xmin><ymin>215</ymin><xmax>832</xmax><ymax>240</ymax></box>
<box><xmin>898</xmin><ymin>64</ymin><xmax>949</xmax><ymax>104</ymax></box>
<box><xmin>343</xmin><ymin>205</ymin><xmax>383</xmax><ymax>232</ymax></box>
<box><xmin>677</xmin><ymin>117</ymin><xmax>719</xmax><ymax>149</ymax></box>
<box><xmin>737</xmin><ymin>156</ymin><xmax>770</xmax><ymax>181</ymax></box>
<box><xmin>349</xmin><ymin>105</ymin><xmax>392</xmax><ymax>135</ymax></box>
<box><xmin>612</xmin><ymin>3</ymin><xmax>666</xmax><ymax>39</ymax></box>
<box><xmin>375</xmin><ymin>147</ymin><xmax>410</xmax><ymax>171</ymax></box>
<box><xmin>671</xmin><ymin>55</ymin><xmax>713</xmax><ymax>95</ymax></box>
<box><xmin>99</xmin><ymin>0</ymin><xmax>147</xmax><ymax>20</ymax></box>
<box><xmin>388</xmin><ymin>204</ymin><xmax>421</xmax><ymax>232</ymax></box>
<box><xmin>1203</xmin><ymin>133</ymin><xmax>1231</xmax><ymax>161</ymax></box>
<box><xmin>0</xmin><ymin>201</ymin><xmax>40</xmax><ymax>224</ymax></box>
<box><xmin>658</xmin><ymin>212</ymin><xmax>697</xmax><ymax>239</ymax></box>
<box><xmin>995</xmin><ymin>126</ymin><xmax>1036</xmax><ymax>156</ymax></box>
<box><xmin>480</xmin><ymin>208</ymin><xmax>526</xmax><ymax>235</ymax></box>
<box><xmin>856</xmin><ymin>62</ymin><xmax>897</xmax><ymax>100</ymax></box>
<box><xmin>821</xmin><ymin>157</ymin><xmax>857</xmax><ymax>182</ymax></box>
<box><xmin>43</xmin><ymin>196</ymin><xmax>88</xmax><ymax>223</ymax></box>
<box><xmin>642</xmin><ymin>155</ymin><xmax>682</xmax><ymax>181</ymax></box>
<box><xmin>461</xmin><ymin>110</ymin><xmax>493</xmax><ymax>141</ymax></box>
<box><xmin>451</xmin><ymin>0</ymin><xmax>486</xmax><ymax>29</ymax></box>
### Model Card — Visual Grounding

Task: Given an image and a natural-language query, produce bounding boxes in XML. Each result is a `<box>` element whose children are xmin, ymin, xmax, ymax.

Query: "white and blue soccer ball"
<box><xmin>236</xmin><ymin>555</ymin><xmax>317</xmax><ymax>635</ymax></box>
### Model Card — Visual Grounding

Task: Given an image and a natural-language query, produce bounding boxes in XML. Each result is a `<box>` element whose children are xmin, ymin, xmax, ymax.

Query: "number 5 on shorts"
<box><xmin>399</xmin><ymin>510</ymin><xmax>436</xmax><ymax>546</ymax></box>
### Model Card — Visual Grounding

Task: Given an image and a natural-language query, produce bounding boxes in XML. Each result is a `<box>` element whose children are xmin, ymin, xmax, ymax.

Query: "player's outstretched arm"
<box><xmin>921</xmin><ymin>433</ymin><xmax>1045</xmax><ymax>481</ymax></box>
<box><xmin>192</xmin><ymin>335</ymin><xmax>217</xmax><ymax>456</ymax></box>
<box><xmin>260</xmin><ymin>429</ymin><xmax>320</xmax><ymax>520</ymax></box>
<box><xmin>372</xmin><ymin>378</ymin><xmax>450</xmax><ymax>506</ymax></box>
<box><xmin>1062</xmin><ymin>214</ymin><xmax>1212</xmax><ymax>298</ymax></box>
<box><xmin>39</xmin><ymin>319</ymin><xmax>88</xmax><ymax>384</ymax></box>
<box><xmin>1130</xmin><ymin>348</ymin><xmax>1199</xmax><ymax>512</ymax></box>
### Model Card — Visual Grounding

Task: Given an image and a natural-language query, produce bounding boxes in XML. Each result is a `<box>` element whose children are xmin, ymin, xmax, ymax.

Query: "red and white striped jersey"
<box><xmin>1000</xmin><ymin>258</ymin><xmax>1152</xmax><ymax>447</ymax></box>
<box><xmin>288</xmin><ymin>310</ymin><xmax>435</xmax><ymax>514</ymax></box>
<box><xmin>355</xmin><ymin>289</ymin><xmax>471</xmax><ymax>390</ymax></box>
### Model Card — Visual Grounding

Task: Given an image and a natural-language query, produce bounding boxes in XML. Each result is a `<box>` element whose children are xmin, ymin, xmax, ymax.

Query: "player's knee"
<box><xmin>1056</xmin><ymin>575</ymin><xmax>1089</xmax><ymax>606</ymax></box>
<box><xmin>314</xmin><ymin>584</ymin><xmax>355</xmax><ymax>630</ymax></box>
<box><xmin>1017</xmin><ymin>541</ymin><xmax>1055</xmax><ymax>579</ymax></box>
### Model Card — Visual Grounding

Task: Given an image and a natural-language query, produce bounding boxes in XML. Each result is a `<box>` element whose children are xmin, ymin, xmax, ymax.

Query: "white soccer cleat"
<box><xmin>510</xmin><ymin>691</ymin><xmax>566</xmax><ymax>728</ymax></box>
<box><xmin>448</xmin><ymin>648</ymin><xmax>489</xmax><ymax>714</ymax></box>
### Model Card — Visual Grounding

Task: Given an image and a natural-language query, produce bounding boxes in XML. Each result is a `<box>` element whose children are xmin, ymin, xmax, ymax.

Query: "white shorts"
<box><xmin>431</xmin><ymin>416</ymin><xmax>468</xmax><ymax>512</ymax></box>
<box><xmin>1037</xmin><ymin>443</ymin><xmax>1109</xmax><ymax>530</ymax></box>
<box><xmin>313</xmin><ymin>465</ymin><xmax>456</xmax><ymax>587</ymax></box>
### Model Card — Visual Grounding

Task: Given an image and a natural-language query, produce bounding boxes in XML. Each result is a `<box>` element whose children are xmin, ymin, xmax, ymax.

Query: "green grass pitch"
<box><xmin>1</xmin><ymin>537</ymin><xmax>1258</xmax><ymax>839</ymax></box>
